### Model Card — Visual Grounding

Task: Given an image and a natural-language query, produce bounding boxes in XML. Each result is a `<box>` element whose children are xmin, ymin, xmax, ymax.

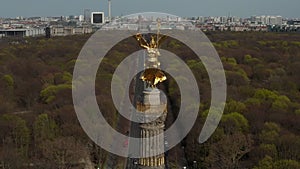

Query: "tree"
<box><xmin>246</xmin><ymin>89</ymin><xmax>292</xmax><ymax>113</ymax></box>
<box><xmin>258</xmin><ymin>144</ymin><xmax>277</xmax><ymax>159</ymax></box>
<box><xmin>1</xmin><ymin>74</ymin><xmax>14</xmax><ymax>99</ymax></box>
<box><xmin>0</xmin><ymin>143</ymin><xmax>24</xmax><ymax>169</ymax></box>
<box><xmin>207</xmin><ymin>132</ymin><xmax>253</xmax><ymax>169</ymax></box>
<box><xmin>39</xmin><ymin>137</ymin><xmax>89</xmax><ymax>169</ymax></box>
<box><xmin>0</xmin><ymin>114</ymin><xmax>30</xmax><ymax>169</ymax></box>
<box><xmin>205</xmin><ymin>112</ymin><xmax>253</xmax><ymax>168</ymax></box>
<box><xmin>34</xmin><ymin>113</ymin><xmax>59</xmax><ymax>142</ymax></box>
<box><xmin>40</xmin><ymin>84</ymin><xmax>72</xmax><ymax>104</ymax></box>
<box><xmin>253</xmin><ymin>155</ymin><xmax>274</xmax><ymax>169</ymax></box>
<box><xmin>277</xmin><ymin>133</ymin><xmax>300</xmax><ymax>161</ymax></box>
<box><xmin>274</xmin><ymin>159</ymin><xmax>300</xmax><ymax>169</ymax></box>
<box><xmin>33</xmin><ymin>113</ymin><xmax>60</xmax><ymax>158</ymax></box>
<box><xmin>226</xmin><ymin>70</ymin><xmax>250</xmax><ymax>86</ymax></box>
<box><xmin>254</xmin><ymin>156</ymin><xmax>300</xmax><ymax>169</ymax></box>
<box><xmin>0</xmin><ymin>114</ymin><xmax>30</xmax><ymax>158</ymax></box>
<box><xmin>224</xmin><ymin>100</ymin><xmax>246</xmax><ymax>114</ymax></box>
<box><xmin>221</xmin><ymin>112</ymin><xmax>249</xmax><ymax>134</ymax></box>
<box><xmin>259</xmin><ymin>122</ymin><xmax>280</xmax><ymax>144</ymax></box>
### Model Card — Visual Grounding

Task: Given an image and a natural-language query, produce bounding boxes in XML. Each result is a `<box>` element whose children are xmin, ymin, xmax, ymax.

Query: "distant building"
<box><xmin>50</xmin><ymin>25</ymin><xmax>93</xmax><ymax>36</ymax></box>
<box><xmin>250</xmin><ymin>15</ymin><xmax>282</xmax><ymax>26</ymax></box>
<box><xmin>276</xmin><ymin>16</ymin><xmax>283</xmax><ymax>25</ymax></box>
<box><xmin>198</xmin><ymin>16</ymin><xmax>205</xmax><ymax>24</ymax></box>
<box><xmin>220</xmin><ymin>16</ymin><xmax>227</xmax><ymax>23</ymax></box>
<box><xmin>0</xmin><ymin>28</ymin><xmax>44</xmax><ymax>38</ymax></box>
<box><xmin>84</xmin><ymin>9</ymin><xmax>91</xmax><ymax>23</ymax></box>
<box><xmin>260</xmin><ymin>15</ymin><xmax>266</xmax><ymax>24</ymax></box>
<box><xmin>269</xmin><ymin>16</ymin><xmax>277</xmax><ymax>25</ymax></box>
<box><xmin>287</xmin><ymin>20</ymin><xmax>300</xmax><ymax>25</ymax></box>
<box><xmin>68</xmin><ymin>15</ymin><xmax>75</xmax><ymax>20</ymax></box>
<box><xmin>45</xmin><ymin>27</ymin><xmax>51</xmax><ymax>38</ymax></box>
<box><xmin>79</xmin><ymin>15</ymin><xmax>84</xmax><ymax>22</ymax></box>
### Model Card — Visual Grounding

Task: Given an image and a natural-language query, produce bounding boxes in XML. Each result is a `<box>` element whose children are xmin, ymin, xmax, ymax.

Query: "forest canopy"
<box><xmin>0</xmin><ymin>32</ymin><xmax>300</xmax><ymax>168</ymax></box>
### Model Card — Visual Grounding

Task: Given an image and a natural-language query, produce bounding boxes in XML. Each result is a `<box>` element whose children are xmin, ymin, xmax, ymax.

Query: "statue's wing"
<box><xmin>135</xmin><ymin>34</ymin><xmax>149</xmax><ymax>49</ymax></box>
<box><xmin>155</xmin><ymin>70</ymin><xmax>167</xmax><ymax>83</ymax></box>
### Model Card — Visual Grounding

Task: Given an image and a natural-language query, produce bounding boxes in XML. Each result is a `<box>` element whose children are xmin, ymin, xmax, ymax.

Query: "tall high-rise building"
<box><xmin>108</xmin><ymin>0</ymin><xmax>112</xmax><ymax>22</ymax></box>
<box><xmin>84</xmin><ymin>9</ymin><xmax>91</xmax><ymax>23</ymax></box>
<box><xmin>276</xmin><ymin>16</ymin><xmax>283</xmax><ymax>25</ymax></box>
<box><xmin>79</xmin><ymin>15</ymin><xmax>84</xmax><ymax>22</ymax></box>
<box><xmin>198</xmin><ymin>16</ymin><xmax>205</xmax><ymax>23</ymax></box>
<box><xmin>261</xmin><ymin>15</ymin><xmax>266</xmax><ymax>24</ymax></box>
<box><xmin>220</xmin><ymin>16</ymin><xmax>227</xmax><ymax>24</ymax></box>
<box><xmin>269</xmin><ymin>16</ymin><xmax>277</xmax><ymax>25</ymax></box>
<box><xmin>265</xmin><ymin>16</ymin><xmax>271</xmax><ymax>25</ymax></box>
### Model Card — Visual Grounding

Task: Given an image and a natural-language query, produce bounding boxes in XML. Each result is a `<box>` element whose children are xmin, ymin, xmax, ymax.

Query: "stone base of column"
<box><xmin>139</xmin><ymin>166</ymin><xmax>165</xmax><ymax>169</ymax></box>
<box><xmin>143</xmin><ymin>88</ymin><xmax>160</xmax><ymax>105</ymax></box>
<box><xmin>139</xmin><ymin>87</ymin><xmax>166</xmax><ymax>169</ymax></box>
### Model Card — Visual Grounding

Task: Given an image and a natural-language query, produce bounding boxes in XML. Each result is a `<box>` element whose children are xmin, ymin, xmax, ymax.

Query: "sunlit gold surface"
<box><xmin>135</xmin><ymin>33</ymin><xmax>166</xmax><ymax>51</ymax></box>
<box><xmin>140</xmin><ymin>68</ymin><xmax>167</xmax><ymax>88</ymax></box>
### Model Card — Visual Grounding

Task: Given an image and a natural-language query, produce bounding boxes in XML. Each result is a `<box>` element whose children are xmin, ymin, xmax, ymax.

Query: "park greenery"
<box><xmin>0</xmin><ymin>31</ymin><xmax>300</xmax><ymax>169</ymax></box>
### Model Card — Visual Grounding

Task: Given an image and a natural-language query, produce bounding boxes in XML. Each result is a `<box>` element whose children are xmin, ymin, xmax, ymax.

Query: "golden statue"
<box><xmin>135</xmin><ymin>33</ymin><xmax>166</xmax><ymax>52</ymax></box>
<box><xmin>134</xmin><ymin>18</ymin><xmax>168</xmax><ymax>88</ymax></box>
<box><xmin>135</xmin><ymin>31</ymin><xmax>167</xmax><ymax>88</ymax></box>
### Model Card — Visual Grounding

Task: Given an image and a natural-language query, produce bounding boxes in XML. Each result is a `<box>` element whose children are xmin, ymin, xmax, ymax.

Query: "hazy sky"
<box><xmin>1</xmin><ymin>0</ymin><xmax>299</xmax><ymax>18</ymax></box>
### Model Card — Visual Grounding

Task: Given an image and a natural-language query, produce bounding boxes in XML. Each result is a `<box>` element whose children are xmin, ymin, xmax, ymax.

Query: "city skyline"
<box><xmin>1</xmin><ymin>0</ymin><xmax>299</xmax><ymax>18</ymax></box>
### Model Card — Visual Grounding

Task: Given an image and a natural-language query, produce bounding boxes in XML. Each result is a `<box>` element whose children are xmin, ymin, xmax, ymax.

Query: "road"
<box><xmin>125</xmin><ymin>50</ymin><xmax>145</xmax><ymax>169</ymax></box>
<box><xmin>105</xmin><ymin>50</ymin><xmax>144</xmax><ymax>169</ymax></box>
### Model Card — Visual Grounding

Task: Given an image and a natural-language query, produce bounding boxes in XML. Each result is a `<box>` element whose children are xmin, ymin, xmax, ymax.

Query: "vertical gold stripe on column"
<box><xmin>140</xmin><ymin>130</ymin><xmax>143</xmax><ymax>165</ymax></box>
<box><xmin>156</xmin><ymin>129</ymin><xmax>159</xmax><ymax>166</ymax></box>
<box><xmin>159</xmin><ymin>129</ymin><xmax>161</xmax><ymax>155</ymax></box>
<box><xmin>151</xmin><ymin>157</ymin><xmax>154</xmax><ymax>166</ymax></box>
<box><xmin>144</xmin><ymin>130</ymin><xmax>146</xmax><ymax>162</ymax></box>
<box><xmin>158</xmin><ymin>156</ymin><xmax>161</xmax><ymax>166</ymax></box>
<box><xmin>149</xmin><ymin>130</ymin><xmax>152</xmax><ymax>160</ymax></box>
<box><xmin>145</xmin><ymin>129</ymin><xmax>148</xmax><ymax>165</ymax></box>
<box><xmin>155</xmin><ymin>130</ymin><xmax>157</xmax><ymax>160</ymax></box>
